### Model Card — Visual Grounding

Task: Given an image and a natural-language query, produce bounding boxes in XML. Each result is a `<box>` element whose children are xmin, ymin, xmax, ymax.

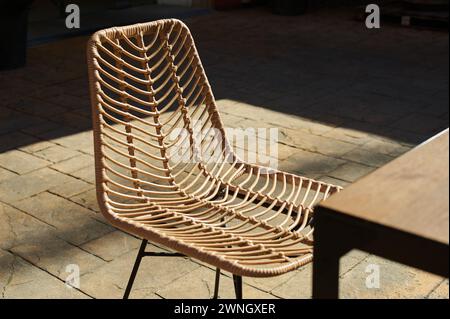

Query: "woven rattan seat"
<box><xmin>87</xmin><ymin>19</ymin><xmax>341</xmax><ymax>293</ymax></box>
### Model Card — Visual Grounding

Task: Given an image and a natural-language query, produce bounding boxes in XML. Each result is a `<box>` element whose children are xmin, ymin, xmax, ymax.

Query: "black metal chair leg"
<box><xmin>233</xmin><ymin>274</ymin><xmax>243</xmax><ymax>299</ymax></box>
<box><xmin>212</xmin><ymin>217</ymin><xmax>226</xmax><ymax>299</ymax></box>
<box><xmin>123</xmin><ymin>239</ymin><xmax>148</xmax><ymax>299</ymax></box>
<box><xmin>213</xmin><ymin>268</ymin><xmax>221</xmax><ymax>299</ymax></box>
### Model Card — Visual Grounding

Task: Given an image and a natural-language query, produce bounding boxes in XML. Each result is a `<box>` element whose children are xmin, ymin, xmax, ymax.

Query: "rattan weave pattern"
<box><xmin>87</xmin><ymin>19</ymin><xmax>342</xmax><ymax>277</ymax></box>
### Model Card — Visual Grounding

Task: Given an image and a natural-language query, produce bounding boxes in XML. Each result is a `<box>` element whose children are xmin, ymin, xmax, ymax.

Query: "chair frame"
<box><xmin>87</xmin><ymin>19</ymin><xmax>341</xmax><ymax>299</ymax></box>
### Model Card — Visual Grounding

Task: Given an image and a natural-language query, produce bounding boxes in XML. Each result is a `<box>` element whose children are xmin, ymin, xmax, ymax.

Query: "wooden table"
<box><xmin>312</xmin><ymin>129</ymin><xmax>449</xmax><ymax>299</ymax></box>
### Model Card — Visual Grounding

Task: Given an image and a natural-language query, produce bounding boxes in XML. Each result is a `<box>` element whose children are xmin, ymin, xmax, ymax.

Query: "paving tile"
<box><xmin>157</xmin><ymin>267</ymin><xmax>277</xmax><ymax>299</ymax></box>
<box><xmin>279</xmin><ymin>128</ymin><xmax>358</xmax><ymax>157</ymax></box>
<box><xmin>5</xmin><ymin>96</ymin><xmax>67</xmax><ymax>118</ymax></box>
<box><xmin>361</xmin><ymin>138</ymin><xmax>412</xmax><ymax>157</ymax></box>
<box><xmin>215</xmin><ymin>113</ymin><xmax>246</xmax><ymax>128</ymax></box>
<box><xmin>51</xmin><ymin>154</ymin><xmax>94</xmax><ymax>174</ymax></box>
<box><xmin>230</xmin><ymin>129</ymin><xmax>278</xmax><ymax>158</ymax></box>
<box><xmin>47</xmin><ymin>93</ymin><xmax>90</xmax><ymax>110</ymax></box>
<box><xmin>271</xmin><ymin>267</ymin><xmax>314</xmax><ymax>299</ymax></box>
<box><xmin>0</xmin><ymin>249</ymin><xmax>88</xmax><ymax>299</ymax></box>
<box><xmin>341</xmin><ymin>147</ymin><xmax>395</xmax><ymax>168</ymax></box>
<box><xmin>281</xmin><ymin>150</ymin><xmax>345</xmax><ymax>177</ymax></box>
<box><xmin>34</xmin><ymin>145</ymin><xmax>81</xmax><ymax>163</ymax></box>
<box><xmin>234</xmin><ymin>155</ymin><xmax>279</xmax><ymax>174</ymax></box>
<box><xmin>71</xmin><ymin>106</ymin><xmax>92</xmax><ymax>118</ymax></box>
<box><xmin>428</xmin><ymin>279</ymin><xmax>449</xmax><ymax>299</ymax></box>
<box><xmin>245</xmin><ymin>270</ymin><xmax>299</xmax><ymax>293</ymax></box>
<box><xmin>70</xmin><ymin>166</ymin><xmax>96</xmax><ymax>184</ymax></box>
<box><xmin>0</xmin><ymin>167</ymin><xmax>74</xmax><ymax>203</ymax></box>
<box><xmin>0</xmin><ymin>167</ymin><xmax>16</xmax><ymax>182</ymax></box>
<box><xmin>271</xmin><ymin>86</ymin><xmax>339</xmax><ymax>111</ymax></box>
<box><xmin>0</xmin><ymin>150</ymin><xmax>51</xmax><ymax>174</ymax></box>
<box><xmin>81</xmin><ymin>231</ymin><xmax>144</xmax><ymax>262</ymax></box>
<box><xmin>295</xmin><ymin>109</ymin><xmax>350</xmax><ymax>130</ymax></box>
<box><xmin>219</xmin><ymin>102</ymin><xmax>278</xmax><ymax>124</ymax></box>
<box><xmin>49</xmin><ymin>130</ymin><xmax>94</xmax><ymax>152</ymax></box>
<box><xmin>350</xmin><ymin>76</ymin><xmax>437</xmax><ymax>107</ymax></box>
<box><xmin>35</xmin><ymin>126</ymin><xmax>79</xmax><ymax>142</ymax></box>
<box><xmin>57</xmin><ymin>112</ymin><xmax>92</xmax><ymax>130</ymax></box>
<box><xmin>13</xmin><ymin>192</ymin><xmax>114</xmax><ymax>245</ymax></box>
<box><xmin>11</xmin><ymin>236</ymin><xmax>106</xmax><ymax>280</ymax></box>
<box><xmin>381</xmin><ymin>127</ymin><xmax>429</xmax><ymax>146</ymax></box>
<box><xmin>274</xmin><ymin>143</ymin><xmax>302</xmax><ymax>162</ymax></box>
<box><xmin>0</xmin><ymin>202</ymin><xmax>56</xmax><ymax>250</ymax></box>
<box><xmin>340</xmin><ymin>255</ymin><xmax>445</xmax><ymax>299</ymax></box>
<box><xmin>80</xmin><ymin>247</ymin><xmax>199</xmax><ymax>299</ymax></box>
<box><xmin>0</xmin><ymin>77</ymin><xmax>41</xmax><ymax>100</ymax></box>
<box><xmin>221</xmin><ymin>102</ymin><xmax>338</xmax><ymax>137</ymax></box>
<box><xmin>58</xmin><ymin>77</ymin><xmax>90</xmax><ymax>97</ymax></box>
<box><xmin>391</xmin><ymin>113</ymin><xmax>448</xmax><ymax>135</ymax></box>
<box><xmin>78</xmin><ymin>146</ymin><xmax>95</xmax><ymax>156</ymax></box>
<box><xmin>293</xmin><ymin>118</ymin><xmax>339</xmax><ymax>136</ymax></box>
<box><xmin>272</xmin><ymin>250</ymin><xmax>368</xmax><ymax>298</ymax></box>
<box><xmin>308</xmin><ymin>94</ymin><xmax>404</xmax><ymax>126</ymax></box>
<box><xmin>27</xmin><ymin>83</ymin><xmax>65</xmax><ymax>100</ymax></box>
<box><xmin>0</xmin><ymin>131</ymin><xmax>41</xmax><ymax>153</ymax></box>
<box><xmin>70</xmin><ymin>188</ymin><xmax>99</xmax><ymax>212</ymax></box>
<box><xmin>18</xmin><ymin>140</ymin><xmax>55</xmax><ymax>154</ymax></box>
<box><xmin>19</xmin><ymin>62</ymin><xmax>85</xmax><ymax>87</ymax></box>
<box><xmin>48</xmin><ymin>177</ymin><xmax>93</xmax><ymax>198</ymax></box>
<box><xmin>328</xmin><ymin>162</ymin><xmax>375</xmax><ymax>183</ymax></box>
<box><xmin>20</xmin><ymin>120</ymin><xmax>62</xmax><ymax>136</ymax></box>
<box><xmin>321</xmin><ymin>125</ymin><xmax>373</xmax><ymax>145</ymax></box>
<box><xmin>215</xmin><ymin>98</ymin><xmax>240</xmax><ymax>113</ymax></box>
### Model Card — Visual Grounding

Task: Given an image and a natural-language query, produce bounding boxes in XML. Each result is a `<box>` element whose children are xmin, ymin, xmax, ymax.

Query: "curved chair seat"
<box><xmin>87</xmin><ymin>19</ymin><xmax>341</xmax><ymax>290</ymax></box>
<box><xmin>101</xmin><ymin>165</ymin><xmax>340</xmax><ymax>277</ymax></box>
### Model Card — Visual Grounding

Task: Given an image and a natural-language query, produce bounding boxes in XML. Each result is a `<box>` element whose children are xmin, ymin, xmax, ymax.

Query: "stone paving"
<box><xmin>0</xmin><ymin>7</ymin><xmax>448</xmax><ymax>299</ymax></box>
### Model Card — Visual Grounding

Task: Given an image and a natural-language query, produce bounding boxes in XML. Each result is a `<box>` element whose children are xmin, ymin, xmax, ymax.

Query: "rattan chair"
<box><xmin>87</xmin><ymin>19</ymin><xmax>341</xmax><ymax>299</ymax></box>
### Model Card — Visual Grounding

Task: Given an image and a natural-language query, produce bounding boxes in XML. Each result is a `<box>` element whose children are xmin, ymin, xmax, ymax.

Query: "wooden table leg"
<box><xmin>312</xmin><ymin>207</ymin><xmax>350</xmax><ymax>299</ymax></box>
<box><xmin>312</xmin><ymin>247</ymin><xmax>342</xmax><ymax>298</ymax></box>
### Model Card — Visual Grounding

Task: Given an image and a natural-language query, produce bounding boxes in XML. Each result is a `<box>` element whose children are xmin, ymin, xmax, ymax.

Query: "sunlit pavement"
<box><xmin>0</xmin><ymin>7</ymin><xmax>448</xmax><ymax>299</ymax></box>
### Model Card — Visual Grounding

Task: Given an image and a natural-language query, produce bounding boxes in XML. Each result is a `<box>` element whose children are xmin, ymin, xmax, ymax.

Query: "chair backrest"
<box><xmin>87</xmin><ymin>19</ymin><xmax>234</xmax><ymax>205</ymax></box>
